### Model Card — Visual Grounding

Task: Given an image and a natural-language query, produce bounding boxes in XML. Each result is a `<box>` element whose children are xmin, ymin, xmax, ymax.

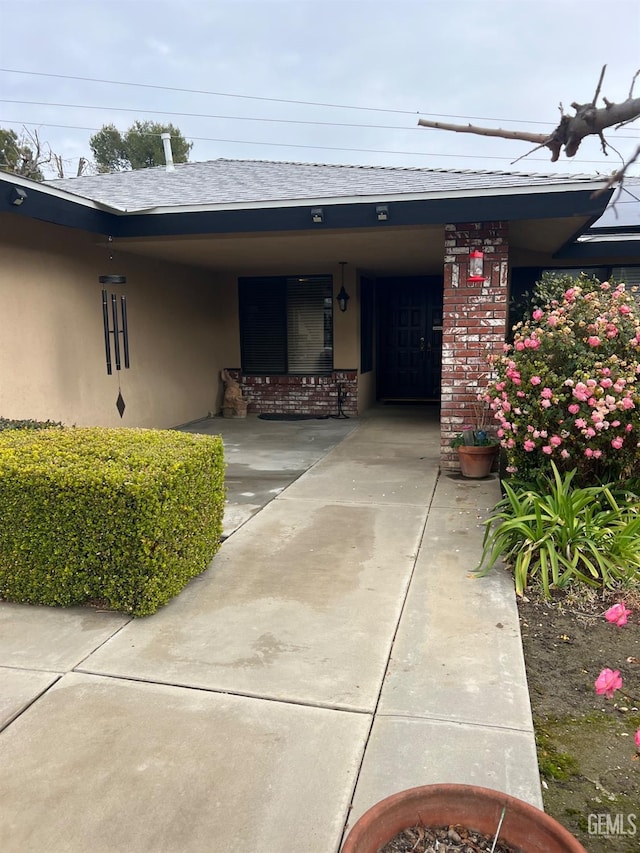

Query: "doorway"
<box><xmin>377</xmin><ymin>276</ymin><xmax>443</xmax><ymax>401</ymax></box>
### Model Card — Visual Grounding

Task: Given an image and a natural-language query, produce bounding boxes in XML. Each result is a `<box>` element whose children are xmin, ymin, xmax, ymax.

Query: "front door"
<box><xmin>377</xmin><ymin>276</ymin><xmax>443</xmax><ymax>401</ymax></box>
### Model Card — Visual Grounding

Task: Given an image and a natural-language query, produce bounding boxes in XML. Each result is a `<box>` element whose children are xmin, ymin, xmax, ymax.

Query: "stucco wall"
<box><xmin>0</xmin><ymin>214</ymin><xmax>238</xmax><ymax>428</ymax></box>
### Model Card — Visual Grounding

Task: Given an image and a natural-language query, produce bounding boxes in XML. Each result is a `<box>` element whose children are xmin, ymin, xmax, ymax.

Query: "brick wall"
<box><xmin>225</xmin><ymin>370</ymin><xmax>358</xmax><ymax>417</ymax></box>
<box><xmin>441</xmin><ymin>222</ymin><xmax>509</xmax><ymax>469</ymax></box>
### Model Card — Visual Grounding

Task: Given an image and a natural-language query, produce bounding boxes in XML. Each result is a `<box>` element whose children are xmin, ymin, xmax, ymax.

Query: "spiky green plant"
<box><xmin>475</xmin><ymin>463</ymin><xmax>640</xmax><ymax>596</ymax></box>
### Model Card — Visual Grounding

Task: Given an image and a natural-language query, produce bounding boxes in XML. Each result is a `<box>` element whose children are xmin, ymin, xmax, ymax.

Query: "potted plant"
<box><xmin>450</xmin><ymin>402</ymin><xmax>500</xmax><ymax>478</ymax></box>
<box><xmin>341</xmin><ymin>784</ymin><xmax>587</xmax><ymax>853</ymax></box>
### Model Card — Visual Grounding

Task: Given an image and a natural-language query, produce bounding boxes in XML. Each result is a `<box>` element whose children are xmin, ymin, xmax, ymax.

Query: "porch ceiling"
<box><xmin>115</xmin><ymin>215</ymin><xmax>592</xmax><ymax>277</ymax></box>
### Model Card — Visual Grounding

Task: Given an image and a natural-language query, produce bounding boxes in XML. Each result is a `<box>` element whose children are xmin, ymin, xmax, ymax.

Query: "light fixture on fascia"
<box><xmin>375</xmin><ymin>204</ymin><xmax>389</xmax><ymax>221</ymax></box>
<box><xmin>311</xmin><ymin>207</ymin><xmax>324</xmax><ymax>224</ymax></box>
<box><xmin>467</xmin><ymin>249</ymin><xmax>485</xmax><ymax>282</ymax></box>
<box><xmin>10</xmin><ymin>187</ymin><xmax>28</xmax><ymax>206</ymax></box>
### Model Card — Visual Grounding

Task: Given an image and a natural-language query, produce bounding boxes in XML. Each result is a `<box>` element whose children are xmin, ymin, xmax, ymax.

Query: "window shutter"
<box><xmin>612</xmin><ymin>266</ymin><xmax>640</xmax><ymax>286</ymax></box>
<box><xmin>286</xmin><ymin>277</ymin><xmax>333</xmax><ymax>374</ymax></box>
<box><xmin>239</xmin><ymin>278</ymin><xmax>286</xmax><ymax>373</ymax></box>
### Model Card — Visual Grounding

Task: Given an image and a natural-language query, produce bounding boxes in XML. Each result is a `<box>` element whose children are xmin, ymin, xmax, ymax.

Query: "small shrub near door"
<box><xmin>0</xmin><ymin>427</ymin><xmax>225</xmax><ymax>616</ymax></box>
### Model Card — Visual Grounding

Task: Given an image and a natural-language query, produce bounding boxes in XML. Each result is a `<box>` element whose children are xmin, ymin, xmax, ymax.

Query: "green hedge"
<box><xmin>0</xmin><ymin>427</ymin><xmax>225</xmax><ymax>616</ymax></box>
<box><xmin>0</xmin><ymin>417</ymin><xmax>63</xmax><ymax>431</ymax></box>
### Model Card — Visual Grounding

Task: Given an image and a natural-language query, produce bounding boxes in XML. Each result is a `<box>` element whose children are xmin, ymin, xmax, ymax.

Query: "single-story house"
<box><xmin>1</xmin><ymin>157</ymin><xmax>638</xmax><ymax>469</ymax></box>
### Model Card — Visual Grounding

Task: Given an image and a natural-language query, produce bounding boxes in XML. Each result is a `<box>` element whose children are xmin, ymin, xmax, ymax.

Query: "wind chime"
<box><xmin>99</xmin><ymin>236</ymin><xmax>130</xmax><ymax>418</ymax></box>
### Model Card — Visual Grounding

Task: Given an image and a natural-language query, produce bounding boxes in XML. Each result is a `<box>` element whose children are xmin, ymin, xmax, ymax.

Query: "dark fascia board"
<box><xmin>554</xmin><ymin>238</ymin><xmax>640</xmax><ymax>259</ymax></box>
<box><xmin>112</xmin><ymin>187</ymin><xmax>613</xmax><ymax>238</ymax></box>
<box><xmin>1</xmin><ymin>175</ymin><xmax>612</xmax><ymax>238</ymax></box>
<box><xmin>1</xmin><ymin>178</ymin><xmax>116</xmax><ymax>234</ymax></box>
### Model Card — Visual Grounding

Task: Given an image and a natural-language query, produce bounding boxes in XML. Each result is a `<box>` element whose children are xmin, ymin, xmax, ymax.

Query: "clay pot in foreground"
<box><xmin>341</xmin><ymin>784</ymin><xmax>587</xmax><ymax>853</ymax></box>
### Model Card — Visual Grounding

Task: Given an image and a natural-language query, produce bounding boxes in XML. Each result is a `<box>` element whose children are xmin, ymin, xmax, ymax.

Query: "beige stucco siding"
<box><xmin>0</xmin><ymin>214</ymin><xmax>238</xmax><ymax>428</ymax></box>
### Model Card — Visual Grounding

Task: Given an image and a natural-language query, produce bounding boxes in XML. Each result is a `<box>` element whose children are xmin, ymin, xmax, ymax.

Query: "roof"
<box><xmin>47</xmin><ymin>158</ymin><xmax>607</xmax><ymax>212</ymax></box>
<box><xmin>586</xmin><ymin>177</ymin><xmax>640</xmax><ymax>232</ymax></box>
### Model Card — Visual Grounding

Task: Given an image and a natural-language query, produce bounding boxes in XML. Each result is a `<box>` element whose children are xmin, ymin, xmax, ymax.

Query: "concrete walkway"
<box><xmin>0</xmin><ymin>407</ymin><xmax>541</xmax><ymax>852</ymax></box>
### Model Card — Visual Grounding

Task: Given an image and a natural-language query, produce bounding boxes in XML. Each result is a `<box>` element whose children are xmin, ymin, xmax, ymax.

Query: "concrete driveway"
<box><xmin>0</xmin><ymin>406</ymin><xmax>540</xmax><ymax>852</ymax></box>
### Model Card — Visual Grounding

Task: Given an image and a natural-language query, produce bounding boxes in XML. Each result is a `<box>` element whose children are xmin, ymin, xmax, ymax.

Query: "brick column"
<box><xmin>441</xmin><ymin>222</ymin><xmax>509</xmax><ymax>469</ymax></box>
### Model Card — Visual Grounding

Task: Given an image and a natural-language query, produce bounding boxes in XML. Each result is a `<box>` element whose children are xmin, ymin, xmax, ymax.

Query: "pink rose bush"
<box><xmin>484</xmin><ymin>274</ymin><xmax>640</xmax><ymax>484</ymax></box>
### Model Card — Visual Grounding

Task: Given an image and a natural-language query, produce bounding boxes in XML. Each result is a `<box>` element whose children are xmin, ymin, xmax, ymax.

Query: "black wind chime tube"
<box><xmin>121</xmin><ymin>295</ymin><xmax>130</xmax><ymax>369</ymax></box>
<box><xmin>111</xmin><ymin>293</ymin><xmax>121</xmax><ymax>371</ymax></box>
<box><xmin>102</xmin><ymin>289</ymin><xmax>112</xmax><ymax>375</ymax></box>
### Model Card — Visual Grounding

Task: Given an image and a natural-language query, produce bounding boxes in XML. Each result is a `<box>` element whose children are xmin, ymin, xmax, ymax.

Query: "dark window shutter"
<box><xmin>239</xmin><ymin>278</ymin><xmax>286</xmax><ymax>373</ymax></box>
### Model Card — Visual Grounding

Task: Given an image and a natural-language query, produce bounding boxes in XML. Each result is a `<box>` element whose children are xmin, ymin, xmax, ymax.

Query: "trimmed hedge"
<box><xmin>0</xmin><ymin>417</ymin><xmax>63</xmax><ymax>431</ymax></box>
<box><xmin>0</xmin><ymin>427</ymin><xmax>225</xmax><ymax>616</ymax></box>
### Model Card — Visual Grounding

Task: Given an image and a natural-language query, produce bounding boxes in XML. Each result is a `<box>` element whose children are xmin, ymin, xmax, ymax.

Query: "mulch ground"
<box><xmin>518</xmin><ymin>586</ymin><xmax>640</xmax><ymax>852</ymax></box>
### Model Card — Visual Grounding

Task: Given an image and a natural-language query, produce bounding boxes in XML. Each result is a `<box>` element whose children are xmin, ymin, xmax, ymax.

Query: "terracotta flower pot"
<box><xmin>341</xmin><ymin>784</ymin><xmax>587</xmax><ymax>853</ymax></box>
<box><xmin>457</xmin><ymin>444</ymin><xmax>499</xmax><ymax>478</ymax></box>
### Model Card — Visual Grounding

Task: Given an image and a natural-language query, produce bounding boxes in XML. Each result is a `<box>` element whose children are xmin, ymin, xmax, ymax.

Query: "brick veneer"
<box><xmin>225</xmin><ymin>369</ymin><xmax>358</xmax><ymax>417</ymax></box>
<box><xmin>441</xmin><ymin>222</ymin><xmax>509</xmax><ymax>469</ymax></box>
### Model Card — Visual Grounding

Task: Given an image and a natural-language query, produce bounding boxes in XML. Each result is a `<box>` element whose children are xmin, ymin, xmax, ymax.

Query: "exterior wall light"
<box><xmin>376</xmin><ymin>204</ymin><xmax>389</xmax><ymax>221</ymax></box>
<box><xmin>337</xmin><ymin>261</ymin><xmax>349</xmax><ymax>312</ymax></box>
<box><xmin>311</xmin><ymin>207</ymin><xmax>324</xmax><ymax>223</ymax></box>
<box><xmin>468</xmin><ymin>248</ymin><xmax>485</xmax><ymax>282</ymax></box>
<box><xmin>10</xmin><ymin>187</ymin><xmax>28</xmax><ymax>206</ymax></box>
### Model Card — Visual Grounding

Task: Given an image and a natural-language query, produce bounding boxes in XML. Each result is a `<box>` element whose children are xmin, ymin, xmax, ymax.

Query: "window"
<box><xmin>239</xmin><ymin>276</ymin><xmax>333</xmax><ymax>374</ymax></box>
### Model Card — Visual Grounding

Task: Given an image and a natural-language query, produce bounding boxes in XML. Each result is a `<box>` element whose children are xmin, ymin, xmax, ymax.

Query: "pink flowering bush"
<box><xmin>594</xmin><ymin>602</ymin><xmax>640</xmax><ymax>756</ymax></box>
<box><xmin>485</xmin><ymin>273</ymin><xmax>640</xmax><ymax>485</ymax></box>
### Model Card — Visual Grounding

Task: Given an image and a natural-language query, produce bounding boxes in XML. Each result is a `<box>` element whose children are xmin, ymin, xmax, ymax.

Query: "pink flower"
<box><xmin>619</xmin><ymin>304</ymin><xmax>631</xmax><ymax>315</ymax></box>
<box><xmin>515</xmin><ymin>341</ymin><xmax>525</xmax><ymax>351</ymax></box>
<box><xmin>542</xmin><ymin>445</ymin><xmax>553</xmax><ymax>454</ymax></box>
<box><xmin>550</xmin><ymin>435</ymin><xmax>562</xmax><ymax>447</ymax></box>
<box><xmin>532</xmin><ymin>308</ymin><xmax>544</xmax><ymax>321</ymax></box>
<box><xmin>541</xmin><ymin>399</ymin><xmax>552</xmax><ymax>409</ymax></box>
<box><xmin>547</xmin><ymin>315</ymin><xmax>558</xmax><ymax>327</ymax></box>
<box><xmin>575</xmin><ymin>418</ymin><xmax>587</xmax><ymax>429</ymax></box>
<box><xmin>611</xmin><ymin>437</ymin><xmax>624</xmax><ymax>450</ymax></box>
<box><xmin>604</xmin><ymin>602</ymin><xmax>632</xmax><ymax>627</ymax></box>
<box><xmin>584</xmin><ymin>448</ymin><xmax>594</xmax><ymax>458</ymax></box>
<box><xmin>568</xmin><ymin>404</ymin><xmax>580</xmax><ymax>415</ymax></box>
<box><xmin>595</xmin><ymin>668</ymin><xmax>623</xmax><ymax>698</ymax></box>
<box><xmin>588</xmin><ymin>336</ymin><xmax>601</xmax><ymax>347</ymax></box>
<box><xmin>530</xmin><ymin>376</ymin><xmax>541</xmax><ymax>386</ymax></box>
<box><xmin>585</xmin><ymin>427</ymin><xmax>596</xmax><ymax>438</ymax></box>
<box><xmin>593</xmin><ymin>449</ymin><xmax>602</xmax><ymax>459</ymax></box>
<box><xmin>541</xmin><ymin>387</ymin><xmax>553</xmax><ymax>399</ymax></box>
<box><xmin>523</xmin><ymin>439</ymin><xmax>536</xmax><ymax>452</ymax></box>
<box><xmin>560</xmin><ymin>449</ymin><xmax>570</xmax><ymax>459</ymax></box>
<box><xmin>600</xmin><ymin>378</ymin><xmax>613</xmax><ymax>389</ymax></box>
<box><xmin>635</xmin><ymin>730</ymin><xmax>640</xmax><ymax>750</ymax></box>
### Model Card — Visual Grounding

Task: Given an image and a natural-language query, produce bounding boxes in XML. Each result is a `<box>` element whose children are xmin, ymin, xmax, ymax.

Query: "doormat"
<box><xmin>382</xmin><ymin>399</ymin><xmax>439</xmax><ymax>405</ymax></box>
<box><xmin>258</xmin><ymin>413</ymin><xmax>330</xmax><ymax>421</ymax></box>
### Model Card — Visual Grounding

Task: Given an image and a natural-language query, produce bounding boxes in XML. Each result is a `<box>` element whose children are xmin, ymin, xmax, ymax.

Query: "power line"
<box><xmin>2</xmin><ymin>117</ymin><xmax>635</xmax><ymax>169</ymax></box>
<box><xmin>3</xmin><ymin>97</ymin><xmax>638</xmax><ymax>139</ymax></box>
<box><xmin>3</xmin><ymin>66</ymin><xmax>631</xmax><ymax>131</ymax></box>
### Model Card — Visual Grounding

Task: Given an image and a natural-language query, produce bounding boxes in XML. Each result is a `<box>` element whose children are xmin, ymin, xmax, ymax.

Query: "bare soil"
<box><xmin>518</xmin><ymin>587</ymin><xmax>640</xmax><ymax>852</ymax></box>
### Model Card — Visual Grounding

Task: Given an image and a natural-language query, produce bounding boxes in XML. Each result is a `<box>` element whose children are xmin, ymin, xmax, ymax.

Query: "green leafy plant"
<box><xmin>449</xmin><ymin>399</ymin><xmax>499</xmax><ymax>448</ymax></box>
<box><xmin>475</xmin><ymin>463</ymin><xmax>640</xmax><ymax>597</ymax></box>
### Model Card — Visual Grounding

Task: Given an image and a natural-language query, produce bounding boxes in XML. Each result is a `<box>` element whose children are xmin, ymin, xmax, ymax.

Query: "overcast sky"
<box><xmin>1</xmin><ymin>0</ymin><xmax>639</xmax><ymax>180</ymax></box>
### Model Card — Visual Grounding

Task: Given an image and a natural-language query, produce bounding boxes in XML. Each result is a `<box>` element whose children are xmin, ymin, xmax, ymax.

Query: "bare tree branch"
<box><xmin>418</xmin><ymin>66</ymin><xmax>640</xmax><ymax>165</ymax></box>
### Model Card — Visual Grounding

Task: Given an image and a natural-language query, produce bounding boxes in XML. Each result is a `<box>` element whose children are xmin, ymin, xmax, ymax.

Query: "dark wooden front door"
<box><xmin>377</xmin><ymin>276</ymin><xmax>443</xmax><ymax>400</ymax></box>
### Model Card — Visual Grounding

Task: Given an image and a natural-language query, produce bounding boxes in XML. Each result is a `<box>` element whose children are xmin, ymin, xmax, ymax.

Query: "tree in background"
<box><xmin>90</xmin><ymin>121</ymin><xmax>192</xmax><ymax>172</ymax></box>
<box><xmin>0</xmin><ymin>127</ymin><xmax>45</xmax><ymax>181</ymax></box>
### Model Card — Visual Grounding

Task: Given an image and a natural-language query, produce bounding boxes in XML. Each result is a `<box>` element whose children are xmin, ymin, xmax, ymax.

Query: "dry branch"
<box><xmin>418</xmin><ymin>65</ymin><xmax>640</xmax><ymax>164</ymax></box>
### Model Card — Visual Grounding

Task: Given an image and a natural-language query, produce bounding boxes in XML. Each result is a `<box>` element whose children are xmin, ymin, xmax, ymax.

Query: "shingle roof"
<box><xmin>47</xmin><ymin>158</ymin><xmax>603</xmax><ymax>212</ymax></box>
